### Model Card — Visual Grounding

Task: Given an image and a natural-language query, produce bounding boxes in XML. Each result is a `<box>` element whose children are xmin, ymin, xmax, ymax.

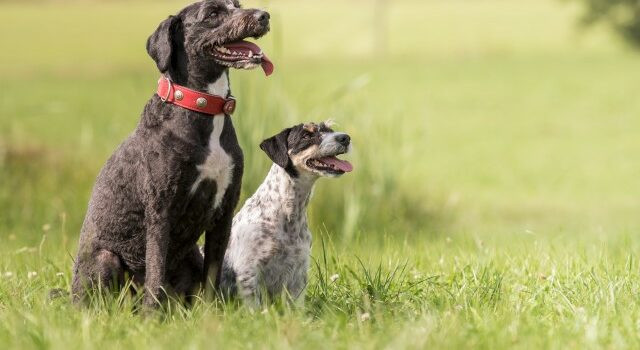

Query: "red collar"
<box><xmin>156</xmin><ymin>76</ymin><xmax>236</xmax><ymax>116</ymax></box>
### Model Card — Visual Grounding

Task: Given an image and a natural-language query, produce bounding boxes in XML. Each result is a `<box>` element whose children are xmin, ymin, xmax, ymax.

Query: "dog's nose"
<box><xmin>255</xmin><ymin>10</ymin><xmax>270</xmax><ymax>26</ymax></box>
<box><xmin>335</xmin><ymin>134</ymin><xmax>351</xmax><ymax>147</ymax></box>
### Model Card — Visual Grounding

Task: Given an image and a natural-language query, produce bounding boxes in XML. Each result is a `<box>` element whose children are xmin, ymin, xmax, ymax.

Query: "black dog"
<box><xmin>71</xmin><ymin>0</ymin><xmax>272</xmax><ymax>308</ymax></box>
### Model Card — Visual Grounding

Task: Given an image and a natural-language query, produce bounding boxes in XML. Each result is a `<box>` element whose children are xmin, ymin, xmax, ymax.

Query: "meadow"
<box><xmin>1</xmin><ymin>0</ymin><xmax>640</xmax><ymax>348</ymax></box>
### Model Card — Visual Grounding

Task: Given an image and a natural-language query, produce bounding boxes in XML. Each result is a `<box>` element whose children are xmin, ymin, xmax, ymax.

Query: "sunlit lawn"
<box><xmin>1</xmin><ymin>0</ymin><xmax>640</xmax><ymax>348</ymax></box>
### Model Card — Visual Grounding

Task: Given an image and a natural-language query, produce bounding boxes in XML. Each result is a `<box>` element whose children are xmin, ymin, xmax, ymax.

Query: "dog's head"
<box><xmin>260</xmin><ymin>122</ymin><xmax>353</xmax><ymax>178</ymax></box>
<box><xmin>147</xmin><ymin>0</ymin><xmax>273</xmax><ymax>87</ymax></box>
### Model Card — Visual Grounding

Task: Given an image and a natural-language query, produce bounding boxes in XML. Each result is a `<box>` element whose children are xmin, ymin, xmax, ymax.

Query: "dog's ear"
<box><xmin>260</xmin><ymin>128</ymin><xmax>296</xmax><ymax>175</ymax></box>
<box><xmin>146</xmin><ymin>16</ymin><xmax>180</xmax><ymax>73</ymax></box>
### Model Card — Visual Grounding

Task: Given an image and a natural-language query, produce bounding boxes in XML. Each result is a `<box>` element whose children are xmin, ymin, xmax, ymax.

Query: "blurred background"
<box><xmin>1</xmin><ymin>0</ymin><xmax>639</xmax><ymax>254</ymax></box>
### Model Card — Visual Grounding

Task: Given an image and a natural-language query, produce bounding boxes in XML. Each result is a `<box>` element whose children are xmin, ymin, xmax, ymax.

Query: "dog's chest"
<box><xmin>190</xmin><ymin>74</ymin><xmax>234</xmax><ymax>209</ymax></box>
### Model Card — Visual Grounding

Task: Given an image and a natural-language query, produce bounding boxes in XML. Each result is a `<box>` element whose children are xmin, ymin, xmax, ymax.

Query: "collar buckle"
<box><xmin>159</xmin><ymin>76</ymin><xmax>172</xmax><ymax>103</ymax></box>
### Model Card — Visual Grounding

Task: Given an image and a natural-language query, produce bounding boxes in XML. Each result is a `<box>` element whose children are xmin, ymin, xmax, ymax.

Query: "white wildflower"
<box><xmin>330</xmin><ymin>274</ymin><xmax>339</xmax><ymax>282</ymax></box>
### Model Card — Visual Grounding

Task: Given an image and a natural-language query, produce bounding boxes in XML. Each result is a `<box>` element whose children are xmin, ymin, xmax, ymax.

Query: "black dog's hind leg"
<box><xmin>71</xmin><ymin>248</ymin><xmax>125</xmax><ymax>305</ymax></box>
<box><xmin>168</xmin><ymin>244</ymin><xmax>204</xmax><ymax>304</ymax></box>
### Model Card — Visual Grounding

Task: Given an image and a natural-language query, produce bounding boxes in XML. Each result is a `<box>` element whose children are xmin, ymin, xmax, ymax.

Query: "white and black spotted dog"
<box><xmin>220</xmin><ymin>121</ymin><xmax>352</xmax><ymax>305</ymax></box>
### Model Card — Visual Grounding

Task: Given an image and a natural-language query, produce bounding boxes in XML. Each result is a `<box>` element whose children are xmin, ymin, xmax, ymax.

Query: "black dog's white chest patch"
<box><xmin>190</xmin><ymin>73</ymin><xmax>234</xmax><ymax>208</ymax></box>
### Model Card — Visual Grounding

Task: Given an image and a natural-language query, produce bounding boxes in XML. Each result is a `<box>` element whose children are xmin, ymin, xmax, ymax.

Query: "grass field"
<box><xmin>2</xmin><ymin>0</ymin><xmax>640</xmax><ymax>348</ymax></box>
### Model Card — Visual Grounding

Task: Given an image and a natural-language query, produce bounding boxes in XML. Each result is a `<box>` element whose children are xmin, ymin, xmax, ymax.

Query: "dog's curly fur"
<box><xmin>71</xmin><ymin>0</ymin><xmax>270</xmax><ymax>308</ymax></box>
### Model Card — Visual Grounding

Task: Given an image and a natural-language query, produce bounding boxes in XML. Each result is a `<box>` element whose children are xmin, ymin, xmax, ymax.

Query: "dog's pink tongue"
<box><xmin>223</xmin><ymin>40</ymin><xmax>274</xmax><ymax>76</ymax></box>
<box><xmin>260</xmin><ymin>54</ymin><xmax>274</xmax><ymax>76</ymax></box>
<box><xmin>319</xmin><ymin>156</ymin><xmax>353</xmax><ymax>172</ymax></box>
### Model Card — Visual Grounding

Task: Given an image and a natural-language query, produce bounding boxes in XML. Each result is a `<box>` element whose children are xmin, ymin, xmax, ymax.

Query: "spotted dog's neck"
<box><xmin>258</xmin><ymin>164</ymin><xmax>317</xmax><ymax>222</ymax></box>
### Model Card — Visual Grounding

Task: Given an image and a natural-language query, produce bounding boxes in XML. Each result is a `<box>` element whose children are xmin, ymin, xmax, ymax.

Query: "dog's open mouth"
<box><xmin>306</xmin><ymin>155</ymin><xmax>353</xmax><ymax>175</ymax></box>
<box><xmin>212</xmin><ymin>40</ymin><xmax>274</xmax><ymax>76</ymax></box>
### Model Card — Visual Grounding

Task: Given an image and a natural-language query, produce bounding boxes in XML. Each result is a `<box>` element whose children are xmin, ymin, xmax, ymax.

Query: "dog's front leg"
<box><xmin>203</xmin><ymin>213</ymin><xmax>232</xmax><ymax>300</ymax></box>
<box><xmin>143</xmin><ymin>217</ymin><xmax>170</xmax><ymax>309</ymax></box>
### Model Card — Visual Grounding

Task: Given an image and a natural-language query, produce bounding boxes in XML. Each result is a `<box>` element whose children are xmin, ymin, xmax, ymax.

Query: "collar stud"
<box><xmin>196</xmin><ymin>97</ymin><xmax>208</xmax><ymax>108</ymax></box>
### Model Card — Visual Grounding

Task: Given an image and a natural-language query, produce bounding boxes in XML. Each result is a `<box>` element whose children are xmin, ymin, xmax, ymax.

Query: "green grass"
<box><xmin>1</xmin><ymin>0</ymin><xmax>640</xmax><ymax>348</ymax></box>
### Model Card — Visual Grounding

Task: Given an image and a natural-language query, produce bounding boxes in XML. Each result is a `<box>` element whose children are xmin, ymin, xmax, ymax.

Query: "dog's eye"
<box><xmin>209</xmin><ymin>7</ymin><xmax>224</xmax><ymax>16</ymax></box>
